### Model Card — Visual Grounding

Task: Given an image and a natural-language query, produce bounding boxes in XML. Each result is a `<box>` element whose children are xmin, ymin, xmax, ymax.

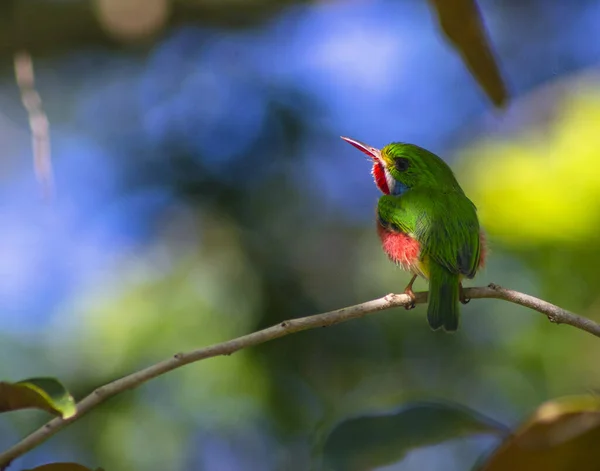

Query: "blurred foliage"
<box><xmin>428</xmin><ymin>0</ymin><xmax>508</xmax><ymax>107</ymax></box>
<box><xmin>0</xmin><ymin>378</ymin><xmax>75</xmax><ymax>419</ymax></box>
<box><xmin>479</xmin><ymin>395</ymin><xmax>600</xmax><ymax>471</ymax></box>
<box><xmin>24</xmin><ymin>464</ymin><xmax>99</xmax><ymax>471</ymax></box>
<box><xmin>319</xmin><ymin>394</ymin><xmax>600</xmax><ymax>470</ymax></box>
<box><xmin>0</xmin><ymin>0</ymin><xmax>599</xmax><ymax>471</ymax></box>
<box><xmin>1</xmin><ymin>0</ymin><xmax>300</xmax><ymax>56</ymax></box>
<box><xmin>4</xmin><ymin>0</ymin><xmax>507</xmax><ymax>107</ymax></box>
<box><xmin>321</xmin><ymin>401</ymin><xmax>507</xmax><ymax>470</ymax></box>
<box><xmin>463</xmin><ymin>87</ymin><xmax>600</xmax><ymax>245</ymax></box>
<box><xmin>461</xmin><ymin>81</ymin><xmax>600</xmax><ymax>310</ymax></box>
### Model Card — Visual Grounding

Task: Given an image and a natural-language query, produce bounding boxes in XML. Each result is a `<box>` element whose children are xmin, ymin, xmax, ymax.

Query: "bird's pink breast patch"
<box><xmin>377</xmin><ymin>224</ymin><xmax>421</xmax><ymax>271</ymax></box>
<box><xmin>378</xmin><ymin>224</ymin><xmax>488</xmax><ymax>273</ymax></box>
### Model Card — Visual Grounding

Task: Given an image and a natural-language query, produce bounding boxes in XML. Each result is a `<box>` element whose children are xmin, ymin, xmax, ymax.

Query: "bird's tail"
<box><xmin>427</xmin><ymin>263</ymin><xmax>460</xmax><ymax>332</ymax></box>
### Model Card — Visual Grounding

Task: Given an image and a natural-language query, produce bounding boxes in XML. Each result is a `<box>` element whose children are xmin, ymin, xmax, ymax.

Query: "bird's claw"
<box><xmin>459</xmin><ymin>284</ymin><xmax>470</xmax><ymax>305</ymax></box>
<box><xmin>404</xmin><ymin>288</ymin><xmax>417</xmax><ymax>310</ymax></box>
<box><xmin>403</xmin><ymin>274</ymin><xmax>418</xmax><ymax>310</ymax></box>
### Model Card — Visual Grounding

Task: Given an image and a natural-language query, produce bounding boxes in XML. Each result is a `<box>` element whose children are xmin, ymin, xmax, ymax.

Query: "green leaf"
<box><xmin>0</xmin><ymin>377</ymin><xmax>76</xmax><ymax>419</ymax></box>
<box><xmin>428</xmin><ymin>0</ymin><xmax>509</xmax><ymax>108</ymax></box>
<box><xmin>24</xmin><ymin>464</ymin><xmax>100</xmax><ymax>471</ymax></box>
<box><xmin>478</xmin><ymin>395</ymin><xmax>600</xmax><ymax>471</ymax></box>
<box><xmin>321</xmin><ymin>401</ymin><xmax>508</xmax><ymax>471</ymax></box>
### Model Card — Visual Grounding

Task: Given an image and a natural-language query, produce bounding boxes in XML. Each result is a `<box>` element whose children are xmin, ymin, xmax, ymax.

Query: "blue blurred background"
<box><xmin>1</xmin><ymin>0</ymin><xmax>600</xmax><ymax>469</ymax></box>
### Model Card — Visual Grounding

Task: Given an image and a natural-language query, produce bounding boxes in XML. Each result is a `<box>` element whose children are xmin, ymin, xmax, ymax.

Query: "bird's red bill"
<box><xmin>340</xmin><ymin>136</ymin><xmax>379</xmax><ymax>160</ymax></box>
<box><xmin>341</xmin><ymin>136</ymin><xmax>390</xmax><ymax>194</ymax></box>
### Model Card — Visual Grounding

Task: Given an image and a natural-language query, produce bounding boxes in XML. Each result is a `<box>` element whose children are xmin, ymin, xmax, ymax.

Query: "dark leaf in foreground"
<box><xmin>0</xmin><ymin>377</ymin><xmax>76</xmax><ymax>419</ymax></box>
<box><xmin>428</xmin><ymin>0</ymin><xmax>509</xmax><ymax>108</ymax></box>
<box><xmin>478</xmin><ymin>395</ymin><xmax>600</xmax><ymax>471</ymax></box>
<box><xmin>322</xmin><ymin>401</ymin><xmax>507</xmax><ymax>471</ymax></box>
<box><xmin>24</xmin><ymin>464</ymin><xmax>100</xmax><ymax>471</ymax></box>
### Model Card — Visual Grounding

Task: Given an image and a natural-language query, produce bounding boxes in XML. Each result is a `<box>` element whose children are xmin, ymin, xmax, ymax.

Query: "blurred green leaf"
<box><xmin>24</xmin><ymin>464</ymin><xmax>101</xmax><ymax>471</ymax></box>
<box><xmin>428</xmin><ymin>0</ymin><xmax>508</xmax><ymax>107</ymax></box>
<box><xmin>24</xmin><ymin>464</ymin><xmax>100</xmax><ymax>471</ymax></box>
<box><xmin>479</xmin><ymin>395</ymin><xmax>600</xmax><ymax>471</ymax></box>
<box><xmin>462</xmin><ymin>90</ymin><xmax>600</xmax><ymax>246</ymax></box>
<box><xmin>0</xmin><ymin>377</ymin><xmax>76</xmax><ymax>419</ymax></box>
<box><xmin>321</xmin><ymin>401</ymin><xmax>508</xmax><ymax>471</ymax></box>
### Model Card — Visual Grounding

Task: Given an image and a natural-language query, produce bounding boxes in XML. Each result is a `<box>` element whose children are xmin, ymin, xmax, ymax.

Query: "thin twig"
<box><xmin>0</xmin><ymin>283</ymin><xmax>598</xmax><ymax>467</ymax></box>
<box><xmin>14</xmin><ymin>51</ymin><xmax>54</xmax><ymax>199</ymax></box>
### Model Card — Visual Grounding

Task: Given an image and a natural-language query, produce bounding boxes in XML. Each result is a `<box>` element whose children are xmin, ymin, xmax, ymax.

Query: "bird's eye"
<box><xmin>394</xmin><ymin>157</ymin><xmax>410</xmax><ymax>172</ymax></box>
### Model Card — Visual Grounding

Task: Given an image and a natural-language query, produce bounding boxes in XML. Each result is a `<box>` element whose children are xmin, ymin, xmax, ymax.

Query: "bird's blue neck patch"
<box><xmin>390</xmin><ymin>181</ymin><xmax>409</xmax><ymax>196</ymax></box>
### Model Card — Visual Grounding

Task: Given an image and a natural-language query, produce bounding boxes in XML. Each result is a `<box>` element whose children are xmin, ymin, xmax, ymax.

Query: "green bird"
<box><xmin>341</xmin><ymin>136</ymin><xmax>486</xmax><ymax>332</ymax></box>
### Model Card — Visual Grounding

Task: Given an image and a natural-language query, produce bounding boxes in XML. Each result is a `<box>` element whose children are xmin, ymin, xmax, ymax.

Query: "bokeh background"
<box><xmin>1</xmin><ymin>0</ymin><xmax>600</xmax><ymax>470</ymax></box>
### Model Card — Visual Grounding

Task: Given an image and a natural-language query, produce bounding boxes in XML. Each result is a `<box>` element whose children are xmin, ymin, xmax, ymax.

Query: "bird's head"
<box><xmin>341</xmin><ymin>136</ymin><xmax>461</xmax><ymax>195</ymax></box>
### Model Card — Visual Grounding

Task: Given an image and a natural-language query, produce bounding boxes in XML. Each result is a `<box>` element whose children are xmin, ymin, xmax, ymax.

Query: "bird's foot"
<box><xmin>459</xmin><ymin>283</ymin><xmax>470</xmax><ymax>305</ymax></box>
<box><xmin>403</xmin><ymin>287</ymin><xmax>417</xmax><ymax>310</ymax></box>
<box><xmin>403</xmin><ymin>274</ymin><xmax>418</xmax><ymax>310</ymax></box>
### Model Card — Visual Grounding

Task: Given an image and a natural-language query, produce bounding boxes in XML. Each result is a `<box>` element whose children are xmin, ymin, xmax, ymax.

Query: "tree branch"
<box><xmin>1</xmin><ymin>283</ymin><xmax>598</xmax><ymax>467</ymax></box>
<box><xmin>14</xmin><ymin>51</ymin><xmax>54</xmax><ymax>199</ymax></box>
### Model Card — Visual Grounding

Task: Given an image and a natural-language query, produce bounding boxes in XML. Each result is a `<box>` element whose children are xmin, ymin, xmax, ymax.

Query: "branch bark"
<box><xmin>1</xmin><ymin>283</ymin><xmax>598</xmax><ymax>467</ymax></box>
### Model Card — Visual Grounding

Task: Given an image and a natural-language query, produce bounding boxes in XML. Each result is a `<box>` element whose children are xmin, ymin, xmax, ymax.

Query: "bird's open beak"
<box><xmin>340</xmin><ymin>136</ymin><xmax>382</xmax><ymax>161</ymax></box>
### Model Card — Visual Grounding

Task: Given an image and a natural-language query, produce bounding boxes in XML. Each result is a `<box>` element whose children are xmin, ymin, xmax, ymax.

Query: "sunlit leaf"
<box><xmin>24</xmin><ymin>463</ymin><xmax>100</xmax><ymax>471</ymax></box>
<box><xmin>462</xmin><ymin>90</ymin><xmax>600</xmax><ymax>245</ymax></box>
<box><xmin>428</xmin><ymin>0</ymin><xmax>508</xmax><ymax>108</ymax></box>
<box><xmin>0</xmin><ymin>378</ymin><xmax>76</xmax><ymax>419</ymax></box>
<box><xmin>321</xmin><ymin>401</ymin><xmax>508</xmax><ymax>471</ymax></box>
<box><xmin>479</xmin><ymin>395</ymin><xmax>600</xmax><ymax>471</ymax></box>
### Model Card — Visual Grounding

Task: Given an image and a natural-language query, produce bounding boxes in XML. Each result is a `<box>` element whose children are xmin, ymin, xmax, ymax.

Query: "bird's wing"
<box><xmin>377</xmin><ymin>191</ymin><xmax>481</xmax><ymax>278</ymax></box>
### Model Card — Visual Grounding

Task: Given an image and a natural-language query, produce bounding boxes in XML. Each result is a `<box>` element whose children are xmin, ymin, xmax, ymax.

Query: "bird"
<box><xmin>341</xmin><ymin>136</ymin><xmax>486</xmax><ymax>332</ymax></box>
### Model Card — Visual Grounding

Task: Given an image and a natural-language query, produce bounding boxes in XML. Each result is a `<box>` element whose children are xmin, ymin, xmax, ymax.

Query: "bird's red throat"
<box><xmin>372</xmin><ymin>161</ymin><xmax>390</xmax><ymax>194</ymax></box>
